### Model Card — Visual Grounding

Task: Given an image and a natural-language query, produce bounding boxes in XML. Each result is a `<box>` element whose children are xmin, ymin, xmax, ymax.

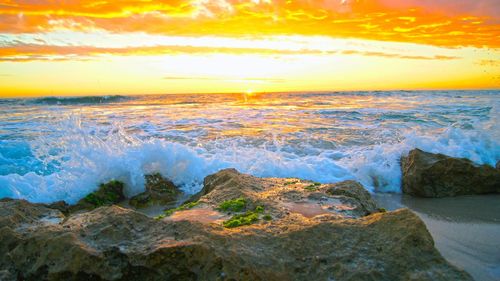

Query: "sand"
<box><xmin>373</xmin><ymin>194</ymin><xmax>500</xmax><ymax>281</ymax></box>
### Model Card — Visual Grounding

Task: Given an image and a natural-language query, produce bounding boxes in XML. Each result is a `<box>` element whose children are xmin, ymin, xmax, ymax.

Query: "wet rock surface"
<box><xmin>71</xmin><ymin>180</ymin><xmax>126</xmax><ymax>212</ymax></box>
<box><xmin>129</xmin><ymin>173</ymin><xmax>181</xmax><ymax>208</ymax></box>
<box><xmin>402</xmin><ymin>149</ymin><xmax>500</xmax><ymax>197</ymax></box>
<box><xmin>0</xmin><ymin>169</ymin><xmax>472</xmax><ymax>280</ymax></box>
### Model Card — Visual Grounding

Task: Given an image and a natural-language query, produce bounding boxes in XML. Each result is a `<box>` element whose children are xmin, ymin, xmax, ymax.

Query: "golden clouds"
<box><xmin>0</xmin><ymin>0</ymin><xmax>498</xmax><ymax>48</ymax></box>
<box><xmin>0</xmin><ymin>1</ymin><xmax>499</xmax><ymax>96</ymax></box>
<box><xmin>0</xmin><ymin>40</ymin><xmax>460</xmax><ymax>62</ymax></box>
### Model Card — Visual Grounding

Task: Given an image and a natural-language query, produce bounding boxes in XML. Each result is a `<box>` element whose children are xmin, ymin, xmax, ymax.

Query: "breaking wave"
<box><xmin>28</xmin><ymin>95</ymin><xmax>133</xmax><ymax>105</ymax></box>
<box><xmin>0</xmin><ymin>91</ymin><xmax>498</xmax><ymax>204</ymax></box>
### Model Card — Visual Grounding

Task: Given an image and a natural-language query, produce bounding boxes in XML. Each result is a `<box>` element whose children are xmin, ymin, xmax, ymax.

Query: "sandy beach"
<box><xmin>374</xmin><ymin>194</ymin><xmax>500</xmax><ymax>281</ymax></box>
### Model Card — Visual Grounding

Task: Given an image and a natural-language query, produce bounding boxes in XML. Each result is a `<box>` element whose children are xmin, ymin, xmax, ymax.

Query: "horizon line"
<box><xmin>2</xmin><ymin>88</ymin><xmax>500</xmax><ymax>100</ymax></box>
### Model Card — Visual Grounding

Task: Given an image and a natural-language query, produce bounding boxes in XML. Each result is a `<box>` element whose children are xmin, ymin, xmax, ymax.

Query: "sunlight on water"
<box><xmin>0</xmin><ymin>91</ymin><xmax>499</xmax><ymax>203</ymax></box>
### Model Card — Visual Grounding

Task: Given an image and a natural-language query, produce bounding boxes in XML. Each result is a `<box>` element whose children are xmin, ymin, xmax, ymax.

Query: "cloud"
<box><xmin>163</xmin><ymin>76</ymin><xmax>286</xmax><ymax>83</ymax></box>
<box><xmin>377</xmin><ymin>0</ymin><xmax>500</xmax><ymax>19</ymax></box>
<box><xmin>0</xmin><ymin>0</ymin><xmax>498</xmax><ymax>48</ymax></box>
<box><xmin>0</xmin><ymin>42</ymin><xmax>460</xmax><ymax>62</ymax></box>
<box><xmin>341</xmin><ymin>50</ymin><xmax>458</xmax><ymax>60</ymax></box>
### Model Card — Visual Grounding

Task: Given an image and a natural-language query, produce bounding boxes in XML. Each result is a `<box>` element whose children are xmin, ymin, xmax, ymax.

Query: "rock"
<box><xmin>0</xmin><ymin>198</ymin><xmax>65</xmax><ymax>229</ymax></box>
<box><xmin>402</xmin><ymin>149</ymin><xmax>500</xmax><ymax>197</ymax></box>
<box><xmin>497</xmin><ymin>160</ymin><xmax>500</xmax><ymax>170</ymax></box>
<box><xmin>129</xmin><ymin>173</ymin><xmax>181</xmax><ymax>208</ymax></box>
<box><xmin>47</xmin><ymin>200</ymin><xmax>71</xmax><ymax>215</ymax></box>
<box><xmin>0</xmin><ymin>169</ymin><xmax>472</xmax><ymax>280</ymax></box>
<box><xmin>187</xmin><ymin>168</ymin><xmax>245</xmax><ymax>203</ymax></box>
<box><xmin>71</xmin><ymin>180</ymin><xmax>125</xmax><ymax>212</ymax></box>
<box><xmin>326</xmin><ymin>180</ymin><xmax>379</xmax><ymax>215</ymax></box>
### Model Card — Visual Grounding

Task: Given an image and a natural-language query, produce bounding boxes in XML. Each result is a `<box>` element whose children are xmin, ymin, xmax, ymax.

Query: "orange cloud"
<box><xmin>0</xmin><ymin>0</ymin><xmax>498</xmax><ymax>48</ymax></box>
<box><xmin>163</xmin><ymin>76</ymin><xmax>287</xmax><ymax>83</ymax></box>
<box><xmin>0</xmin><ymin>43</ymin><xmax>459</xmax><ymax>62</ymax></box>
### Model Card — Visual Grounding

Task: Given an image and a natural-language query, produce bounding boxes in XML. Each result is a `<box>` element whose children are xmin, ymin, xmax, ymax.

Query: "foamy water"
<box><xmin>0</xmin><ymin>91</ymin><xmax>499</xmax><ymax>204</ymax></box>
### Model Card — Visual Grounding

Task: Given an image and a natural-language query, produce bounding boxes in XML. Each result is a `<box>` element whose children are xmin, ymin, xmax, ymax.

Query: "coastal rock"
<box><xmin>47</xmin><ymin>200</ymin><xmax>71</xmax><ymax>215</ymax></box>
<box><xmin>0</xmin><ymin>169</ymin><xmax>471</xmax><ymax>280</ymax></box>
<box><xmin>326</xmin><ymin>180</ymin><xmax>379</xmax><ymax>215</ymax></box>
<box><xmin>129</xmin><ymin>173</ymin><xmax>181</xmax><ymax>208</ymax></box>
<box><xmin>70</xmin><ymin>180</ymin><xmax>125</xmax><ymax>212</ymax></box>
<box><xmin>0</xmin><ymin>198</ymin><xmax>65</xmax><ymax>229</ymax></box>
<box><xmin>402</xmin><ymin>149</ymin><xmax>500</xmax><ymax>197</ymax></box>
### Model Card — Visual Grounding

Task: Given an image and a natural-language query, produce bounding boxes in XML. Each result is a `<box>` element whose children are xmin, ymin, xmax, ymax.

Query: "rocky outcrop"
<box><xmin>129</xmin><ymin>173</ymin><xmax>181</xmax><ymax>208</ymax></box>
<box><xmin>0</xmin><ymin>169</ymin><xmax>471</xmax><ymax>280</ymax></box>
<box><xmin>70</xmin><ymin>180</ymin><xmax>125</xmax><ymax>212</ymax></box>
<box><xmin>45</xmin><ymin>174</ymin><xmax>181</xmax><ymax>213</ymax></box>
<box><xmin>402</xmin><ymin>149</ymin><xmax>500</xmax><ymax>197</ymax></box>
<box><xmin>326</xmin><ymin>180</ymin><xmax>380</xmax><ymax>215</ymax></box>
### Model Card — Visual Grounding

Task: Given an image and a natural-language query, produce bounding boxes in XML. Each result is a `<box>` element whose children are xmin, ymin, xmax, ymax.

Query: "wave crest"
<box><xmin>29</xmin><ymin>95</ymin><xmax>133</xmax><ymax>105</ymax></box>
<box><xmin>1</xmin><ymin>114</ymin><xmax>498</xmax><ymax>204</ymax></box>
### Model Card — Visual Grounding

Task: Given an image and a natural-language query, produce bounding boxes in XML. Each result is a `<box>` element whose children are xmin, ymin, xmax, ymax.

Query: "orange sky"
<box><xmin>0</xmin><ymin>0</ymin><xmax>499</xmax><ymax>97</ymax></box>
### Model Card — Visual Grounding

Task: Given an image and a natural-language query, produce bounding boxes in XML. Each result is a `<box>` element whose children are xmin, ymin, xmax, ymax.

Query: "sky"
<box><xmin>0</xmin><ymin>0</ymin><xmax>499</xmax><ymax>97</ymax></box>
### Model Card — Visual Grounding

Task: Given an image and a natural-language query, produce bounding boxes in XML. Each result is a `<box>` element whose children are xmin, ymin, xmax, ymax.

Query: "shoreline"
<box><xmin>1</xmin><ymin>147</ymin><xmax>499</xmax><ymax>280</ymax></box>
<box><xmin>373</xmin><ymin>193</ymin><xmax>500</xmax><ymax>281</ymax></box>
<box><xmin>0</xmin><ymin>169</ymin><xmax>473</xmax><ymax>280</ymax></box>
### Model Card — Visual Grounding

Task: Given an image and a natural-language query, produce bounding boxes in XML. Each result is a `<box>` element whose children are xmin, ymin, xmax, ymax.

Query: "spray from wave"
<box><xmin>0</xmin><ymin>110</ymin><xmax>498</xmax><ymax>204</ymax></box>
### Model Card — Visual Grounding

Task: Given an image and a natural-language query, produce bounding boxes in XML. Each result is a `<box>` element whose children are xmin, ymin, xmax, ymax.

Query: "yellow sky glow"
<box><xmin>0</xmin><ymin>0</ymin><xmax>499</xmax><ymax>97</ymax></box>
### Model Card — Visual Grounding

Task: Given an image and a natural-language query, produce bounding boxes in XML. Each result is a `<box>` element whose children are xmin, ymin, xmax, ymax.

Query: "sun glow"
<box><xmin>0</xmin><ymin>0</ymin><xmax>499</xmax><ymax>97</ymax></box>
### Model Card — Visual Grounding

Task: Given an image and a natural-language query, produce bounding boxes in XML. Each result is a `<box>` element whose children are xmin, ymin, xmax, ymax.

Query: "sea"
<box><xmin>0</xmin><ymin>90</ymin><xmax>499</xmax><ymax>204</ymax></box>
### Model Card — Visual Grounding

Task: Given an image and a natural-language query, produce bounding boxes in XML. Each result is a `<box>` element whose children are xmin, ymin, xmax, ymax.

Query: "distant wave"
<box><xmin>29</xmin><ymin>95</ymin><xmax>133</xmax><ymax>105</ymax></box>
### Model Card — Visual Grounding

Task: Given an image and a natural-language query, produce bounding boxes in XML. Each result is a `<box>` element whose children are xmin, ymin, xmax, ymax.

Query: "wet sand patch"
<box><xmin>373</xmin><ymin>193</ymin><xmax>500</xmax><ymax>281</ymax></box>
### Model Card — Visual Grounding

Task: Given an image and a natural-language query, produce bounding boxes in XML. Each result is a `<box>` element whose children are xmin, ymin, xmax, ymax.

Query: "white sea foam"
<box><xmin>0</xmin><ymin>117</ymin><xmax>498</xmax><ymax>203</ymax></box>
<box><xmin>0</xmin><ymin>91</ymin><xmax>498</xmax><ymax>203</ymax></box>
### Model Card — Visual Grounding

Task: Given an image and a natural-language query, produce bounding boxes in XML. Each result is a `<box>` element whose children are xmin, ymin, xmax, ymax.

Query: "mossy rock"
<box><xmin>145</xmin><ymin>173</ymin><xmax>179</xmax><ymax>194</ymax></box>
<box><xmin>223</xmin><ymin>211</ymin><xmax>259</xmax><ymax>228</ymax></box>
<box><xmin>155</xmin><ymin>201</ymin><xmax>199</xmax><ymax>219</ymax></box>
<box><xmin>72</xmin><ymin>180</ymin><xmax>125</xmax><ymax>212</ymax></box>
<box><xmin>222</xmin><ymin>205</ymin><xmax>266</xmax><ymax>228</ymax></box>
<box><xmin>304</xmin><ymin>182</ymin><xmax>321</xmax><ymax>191</ymax></box>
<box><xmin>217</xmin><ymin>197</ymin><xmax>247</xmax><ymax>212</ymax></box>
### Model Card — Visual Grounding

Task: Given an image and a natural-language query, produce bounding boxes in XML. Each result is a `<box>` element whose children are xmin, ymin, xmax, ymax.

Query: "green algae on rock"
<box><xmin>263</xmin><ymin>214</ymin><xmax>272</xmax><ymax>221</ymax></box>
<box><xmin>218</xmin><ymin>197</ymin><xmax>247</xmax><ymax>212</ymax></box>
<box><xmin>71</xmin><ymin>180</ymin><xmax>125</xmax><ymax>211</ymax></box>
<box><xmin>156</xmin><ymin>201</ymin><xmax>200</xmax><ymax>219</ymax></box>
<box><xmin>222</xmin><ymin>205</ymin><xmax>266</xmax><ymax>228</ymax></box>
<box><xmin>0</xmin><ymin>168</ymin><xmax>473</xmax><ymax>280</ymax></box>
<box><xmin>223</xmin><ymin>211</ymin><xmax>259</xmax><ymax>228</ymax></box>
<box><xmin>304</xmin><ymin>182</ymin><xmax>321</xmax><ymax>191</ymax></box>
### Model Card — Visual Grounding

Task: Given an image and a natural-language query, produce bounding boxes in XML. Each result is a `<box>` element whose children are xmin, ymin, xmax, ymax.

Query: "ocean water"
<box><xmin>0</xmin><ymin>91</ymin><xmax>499</xmax><ymax>204</ymax></box>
